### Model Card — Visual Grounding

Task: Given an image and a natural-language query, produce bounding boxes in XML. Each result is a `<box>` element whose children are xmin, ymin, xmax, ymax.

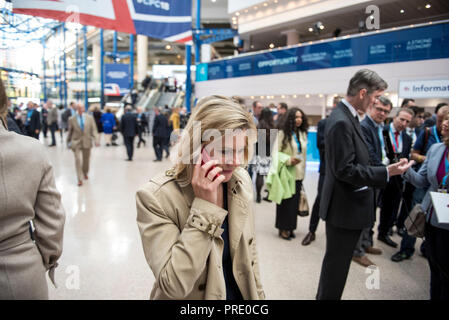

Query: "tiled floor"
<box><xmin>42</xmin><ymin>134</ymin><xmax>429</xmax><ymax>300</ymax></box>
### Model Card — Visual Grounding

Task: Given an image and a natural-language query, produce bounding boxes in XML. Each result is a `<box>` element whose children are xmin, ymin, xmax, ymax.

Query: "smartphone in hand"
<box><xmin>201</xmin><ymin>146</ymin><xmax>220</xmax><ymax>181</ymax></box>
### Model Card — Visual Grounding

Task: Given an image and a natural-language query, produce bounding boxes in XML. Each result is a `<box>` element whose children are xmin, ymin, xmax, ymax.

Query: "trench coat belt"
<box><xmin>0</xmin><ymin>229</ymin><xmax>59</xmax><ymax>287</ymax></box>
<box><xmin>0</xmin><ymin>229</ymin><xmax>31</xmax><ymax>252</ymax></box>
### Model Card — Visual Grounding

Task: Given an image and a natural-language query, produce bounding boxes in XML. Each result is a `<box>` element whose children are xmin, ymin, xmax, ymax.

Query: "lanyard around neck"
<box><xmin>389</xmin><ymin>125</ymin><xmax>402</xmax><ymax>153</ymax></box>
<box><xmin>433</xmin><ymin>126</ymin><xmax>441</xmax><ymax>144</ymax></box>
<box><xmin>443</xmin><ymin>148</ymin><xmax>449</xmax><ymax>188</ymax></box>
<box><xmin>293</xmin><ymin>132</ymin><xmax>302</xmax><ymax>153</ymax></box>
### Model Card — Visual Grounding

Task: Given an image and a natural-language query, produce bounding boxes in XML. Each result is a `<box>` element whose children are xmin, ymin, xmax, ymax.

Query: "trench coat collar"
<box><xmin>176</xmin><ymin>167</ymin><xmax>249</xmax><ymax>260</ymax></box>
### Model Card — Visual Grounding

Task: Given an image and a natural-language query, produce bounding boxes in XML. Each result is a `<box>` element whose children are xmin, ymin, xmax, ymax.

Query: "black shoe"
<box><xmin>153</xmin><ymin>158</ymin><xmax>162</xmax><ymax>162</ymax></box>
<box><xmin>378</xmin><ymin>235</ymin><xmax>398</xmax><ymax>248</ymax></box>
<box><xmin>290</xmin><ymin>231</ymin><xmax>296</xmax><ymax>239</ymax></box>
<box><xmin>256</xmin><ymin>194</ymin><xmax>261</xmax><ymax>203</ymax></box>
<box><xmin>388</xmin><ymin>228</ymin><xmax>394</xmax><ymax>236</ymax></box>
<box><xmin>391</xmin><ymin>251</ymin><xmax>411</xmax><ymax>262</ymax></box>
<box><xmin>165</xmin><ymin>152</ymin><xmax>170</xmax><ymax>159</ymax></box>
<box><xmin>126</xmin><ymin>159</ymin><xmax>132</xmax><ymax>161</ymax></box>
<box><xmin>262</xmin><ymin>190</ymin><xmax>272</xmax><ymax>202</ymax></box>
<box><xmin>397</xmin><ymin>227</ymin><xmax>407</xmax><ymax>237</ymax></box>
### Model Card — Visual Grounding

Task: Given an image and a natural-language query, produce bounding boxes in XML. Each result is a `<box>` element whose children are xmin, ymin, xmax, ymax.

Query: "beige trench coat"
<box><xmin>0</xmin><ymin>123</ymin><xmax>65</xmax><ymax>299</ymax></box>
<box><xmin>136</xmin><ymin>167</ymin><xmax>265</xmax><ymax>300</ymax></box>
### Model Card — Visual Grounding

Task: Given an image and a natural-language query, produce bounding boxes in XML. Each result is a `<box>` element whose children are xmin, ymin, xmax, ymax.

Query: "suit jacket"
<box><xmin>152</xmin><ymin>113</ymin><xmax>171</xmax><ymax>138</ymax></box>
<box><xmin>120</xmin><ymin>112</ymin><xmax>138</xmax><ymax>137</ymax></box>
<box><xmin>382</xmin><ymin>124</ymin><xmax>412</xmax><ymax>162</ymax></box>
<box><xmin>47</xmin><ymin>107</ymin><xmax>59</xmax><ymax>125</ymax></box>
<box><xmin>319</xmin><ymin>102</ymin><xmax>388</xmax><ymax>230</ymax></box>
<box><xmin>27</xmin><ymin>109</ymin><xmax>41</xmax><ymax>132</ymax></box>
<box><xmin>136</xmin><ymin>167</ymin><xmax>265</xmax><ymax>300</ymax></box>
<box><xmin>67</xmin><ymin>114</ymin><xmax>98</xmax><ymax>150</ymax></box>
<box><xmin>0</xmin><ymin>122</ymin><xmax>65</xmax><ymax>299</ymax></box>
<box><xmin>317</xmin><ymin>118</ymin><xmax>326</xmax><ymax>174</ymax></box>
<box><xmin>404</xmin><ymin>143</ymin><xmax>449</xmax><ymax>230</ymax></box>
<box><xmin>360</xmin><ymin>116</ymin><xmax>383</xmax><ymax>166</ymax></box>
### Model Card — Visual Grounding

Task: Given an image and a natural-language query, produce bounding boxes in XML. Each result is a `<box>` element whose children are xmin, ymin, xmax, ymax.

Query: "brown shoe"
<box><xmin>365</xmin><ymin>246</ymin><xmax>382</xmax><ymax>255</ymax></box>
<box><xmin>279</xmin><ymin>230</ymin><xmax>292</xmax><ymax>240</ymax></box>
<box><xmin>84</xmin><ymin>174</ymin><xmax>88</xmax><ymax>180</ymax></box>
<box><xmin>301</xmin><ymin>232</ymin><xmax>316</xmax><ymax>246</ymax></box>
<box><xmin>352</xmin><ymin>255</ymin><xmax>375</xmax><ymax>267</ymax></box>
<box><xmin>77</xmin><ymin>180</ymin><xmax>83</xmax><ymax>187</ymax></box>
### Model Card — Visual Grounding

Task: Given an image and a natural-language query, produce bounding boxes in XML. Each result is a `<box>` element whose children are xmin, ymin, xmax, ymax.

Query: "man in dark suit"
<box><xmin>25</xmin><ymin>102</ymin><xmax>41</xmax><ymax>139</ymax></box>
<box><xmin>152</xmin><ymin>107</ymin><xmax>171</xmax><ymax>161</ymax></box>
<box><xmin>316</xmin><ymin>69</ymin><xmax>413</xmax><ymax>300</ymax></box>
<box><xmin>377</xmin><ymin>108</ymin><xmax>414</xmax><ymax>248</ymax></box>
<box><xmin>302</xmin><ymin>96</ymin><xmax>342</xmax><ymax>246</ymax></box>
<box><xmin>351</xmin><ymin>96</ymin><xmax>393</xmax><ymax>267</ymax></box>
<box><xmin>120</xmin><ymin>106</ymin><xmax>138</xmax><ymax>161</ymax></box>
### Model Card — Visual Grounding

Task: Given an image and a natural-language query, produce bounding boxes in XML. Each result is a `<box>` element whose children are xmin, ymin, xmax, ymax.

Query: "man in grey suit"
<box><xmin>316</xmin><ymin>69</ymin><xmax>413</xmax><ymax>300</ymax></box>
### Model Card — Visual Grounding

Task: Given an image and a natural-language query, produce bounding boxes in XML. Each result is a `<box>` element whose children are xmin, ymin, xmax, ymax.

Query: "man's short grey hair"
<box><xmin>396</xmin><ymin>108</ymin><xmax>415</xmax><ymax>118</ymax></box>
<box><xmin>347</xmin><ymin>69</ymin><xmax>388</xmax><ymax>96</ymax></box>
<box><xmin>378</xmin><ymin>96</ymin><xmax>393</xmax><ymax>109</ymax></box>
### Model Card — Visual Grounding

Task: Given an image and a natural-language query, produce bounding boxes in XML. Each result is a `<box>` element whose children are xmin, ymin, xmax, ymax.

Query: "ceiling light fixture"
<box><xmin>263</xmin><ymin>2</ymin><xmax>268</xmax><ymax>6</ymax></box>
<box><xmin>425</xmin><ymin>4</ymin><xmax>431</xmax><ymax>9</ymax></box>
<box><xmin>400</xmin><ymin>9</ymin><xmax>405</xmax><ymax>13</ymax></box>
<box><xmin>165</xmin><ymin>44</ymin><xmax>171</xmax><ymax>50</ymax></box>
<box><xmin>269</xmin><ymin>43</ymin><xmax>275</xmax><ymax>48</ymax></box>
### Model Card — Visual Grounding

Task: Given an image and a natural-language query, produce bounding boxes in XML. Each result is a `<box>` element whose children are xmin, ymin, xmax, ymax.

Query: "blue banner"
<box><xmin>199</xmin><ymin>23</ymin><xmax>449</xmax><ymax>82</ymax></box>
<box><xmin>105</xmin><ymin>64</ymin><xmax>130</xmax><ymax>96</ymax></box>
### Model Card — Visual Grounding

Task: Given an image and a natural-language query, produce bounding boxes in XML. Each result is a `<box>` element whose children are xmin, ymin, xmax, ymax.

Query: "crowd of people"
<box><xmin>1</xmin><ymin>68</ymin><xmax>449</xmax><ymax>300</ymax></box>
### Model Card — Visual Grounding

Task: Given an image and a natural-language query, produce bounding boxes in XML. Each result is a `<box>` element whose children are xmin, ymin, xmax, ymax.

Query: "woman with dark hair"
<box><xmin>402</xmin><ymin>112</ymin><xmax>449</xmax><ymax>300</ymax></box>
<box><xmin>254</xmin><ymin>107</ymin><xmax>275</xmax><ymax>202</ymax></box>
<box><xmin>275</xmin><ymin>107</ymin><xmax>309</xmax><ymax>240</ymax></box>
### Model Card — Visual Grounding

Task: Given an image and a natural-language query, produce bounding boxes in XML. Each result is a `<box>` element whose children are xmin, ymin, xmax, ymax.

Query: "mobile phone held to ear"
<box><xmin>201</xmin><ymin>146</ymin><xmax>220</xmax><ymax>181</ymax></box>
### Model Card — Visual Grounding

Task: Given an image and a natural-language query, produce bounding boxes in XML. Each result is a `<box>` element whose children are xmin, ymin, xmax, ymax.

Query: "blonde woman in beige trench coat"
<box><xmin>0</xmin><ymin>79</ymin><xmax>65</xmax><ymax>299</ymax></box>
<box><xmin>136</xmin><ymin>96</ymin><xmax>265</xmax><ymax>300</ymax></box>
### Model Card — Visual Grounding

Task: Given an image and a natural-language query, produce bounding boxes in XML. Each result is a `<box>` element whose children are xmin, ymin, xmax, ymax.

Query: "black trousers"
<box><xmin>378</xmin><ymin>176</ymin><xmax>403</xmax><ymax>236</ymax></box>
<box><xmin>425</xmin><ymin>222</ymin><xmax>449</xmax><ymax>300</ymax></box>
<box><xmin>42</xmin><ymin>122</ymin><xmax>48</xmax><ymax>138</ymax></box>
<box><xmin>275</xmin><ymin>180</ymin><xmax>302</xmax><ymax>231</ymax></box>
<box><xmin>153</xmin><ymin>136</ymin><xmax>164</xmax><ymax>160</ymax></box>
<box><xmin>137</xmin><ymin>127</ymin><xmax>146</xmax><ymax>147</ymax></box>
<box><xmin>309</xmin><ymin>173</ymin><xmax>325</xmax><ymax>233</ymax></box>
<box><xmin>316</xmin><ymin>223</ymin><xmax>362</xmax><ymax>300</ymax></box>
<box><xmin>49</xmin><ymin>123</ymin><xmax>57</xmax><ymax>145</ymax></box>
<box><xmin>124</xmin><ymin>136</ymin><xmax>135</xmax><ymax>160</ymax></box>
<box><xmin>396</xmin><ymin>182</ymin><xmax>415</xmax><ymax>229</ymax></box>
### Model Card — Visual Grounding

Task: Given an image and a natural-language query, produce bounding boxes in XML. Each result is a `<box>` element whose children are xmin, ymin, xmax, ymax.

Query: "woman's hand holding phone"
<box><xmin>192</xmin><ymin>147</ymin><xmax>226</xmax><ymax>206</ymax></box>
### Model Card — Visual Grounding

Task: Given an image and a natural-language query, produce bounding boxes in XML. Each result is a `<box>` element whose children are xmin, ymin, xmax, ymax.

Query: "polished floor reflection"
<box><xmin>42</xmin><ymin>134</ymin><xmax>429</xmax><ymax>300</ymax></box>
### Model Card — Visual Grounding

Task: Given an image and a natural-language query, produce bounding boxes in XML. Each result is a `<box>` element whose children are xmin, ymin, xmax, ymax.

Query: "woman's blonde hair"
<box><xmin>172</xmin><ymin>95</ymin><xmax>256</xmax><ymax>181</ymax></box>
<box><xmin>0</xmin><ymin>78</ymin><xmax>7</xmax><ymax>129</ymax></box>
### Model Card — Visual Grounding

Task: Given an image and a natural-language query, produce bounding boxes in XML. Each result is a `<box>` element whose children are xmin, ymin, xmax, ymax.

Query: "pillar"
<box><xmin>92</xmin><ymin>43</ymin><xmax>101</xmax><ymax>81</ymax></box>
<box><xmin>281</xmin><ymin>29</ymin><xmax>299</xmax><ymax>45</ymax></box>
<box><xmin>137</xmin><ymin>35</ymin><xmax>148</xmax><ymax>84</ymax></box>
